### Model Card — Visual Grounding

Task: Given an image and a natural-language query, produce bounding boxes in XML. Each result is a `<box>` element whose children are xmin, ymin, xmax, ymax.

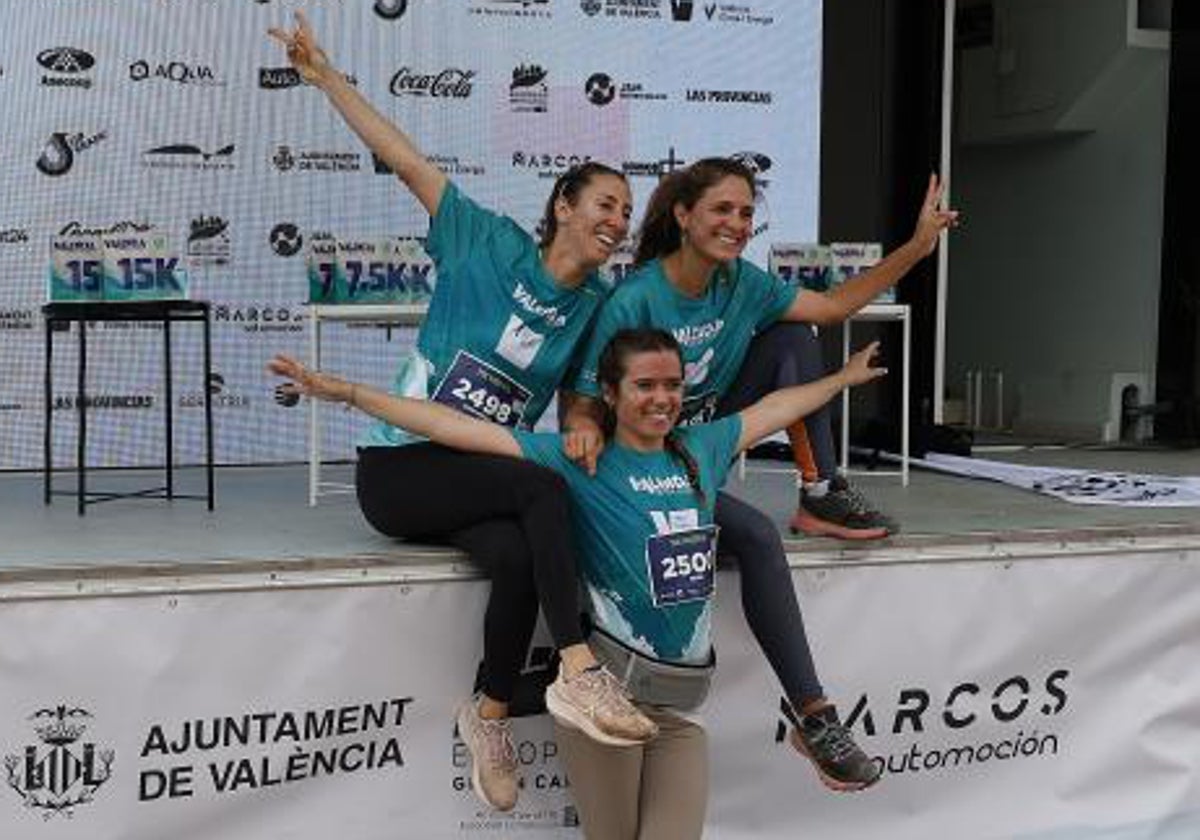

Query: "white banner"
<box><xmin>921</xmin><ymin>452</ymin><xmax>1200</xmax><ymax>507</ymax></box>
<box><xmin>3</xmin><ymin>552</ymin><xmax>1200</xmax><ymax>838</ymax></box>
<box><xmin>0</xmin><ymin>0</ymin><xmax>821</xmax><ymax>470</ymax></box>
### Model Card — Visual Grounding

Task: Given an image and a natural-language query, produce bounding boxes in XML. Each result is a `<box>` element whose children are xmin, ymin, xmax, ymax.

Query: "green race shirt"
<box><xmin>515</xmin><ymin>416</ymin><xmax>742</xmax><ymax>663</ymax></box>
<box><xmin>571</xmin><ymin>258</ymin><xmax>796</xmax><ymax>424</ymax></box>
<box><xmin>363</xmin><ymin>182</ymin><xmax>608</xmax><ymax>447</ymax></box>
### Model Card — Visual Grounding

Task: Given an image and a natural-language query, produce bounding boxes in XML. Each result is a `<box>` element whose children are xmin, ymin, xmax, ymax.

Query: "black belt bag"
<box><xmin>587</xmin><ymin>622</ymin><xmax>715</xmax><ymax>711</ymax></box>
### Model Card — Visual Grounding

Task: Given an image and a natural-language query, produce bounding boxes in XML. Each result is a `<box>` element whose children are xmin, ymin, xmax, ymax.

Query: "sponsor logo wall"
<box><xmin>0</xmin><ymin>0</ymin><xmax>818</xmax><ymax>469</ymax></box>
<box><xmin>3</xmin><ymin>553</ymin><xmax>1200</xmax><ymax>837</ymax></box>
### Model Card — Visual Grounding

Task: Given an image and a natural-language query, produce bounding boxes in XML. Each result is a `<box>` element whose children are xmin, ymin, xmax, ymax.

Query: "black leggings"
<box><xmin>356</xmin><ymin>443</ymin><xmax>584</xmax><ymax>703</ymax></box>
<box><xmin>713</xmin><ymin>322</ymin><xmax>831</xmax><ymax>707</ymax></box>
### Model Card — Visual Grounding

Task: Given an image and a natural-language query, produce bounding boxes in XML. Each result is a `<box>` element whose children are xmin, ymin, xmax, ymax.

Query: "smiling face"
<box><xmin>673</xmin><ymin>174</ymin><xmax>755</xmax><ymax>265</ymax></box>
<box><xmin>554</xmin><ymin>173</ymin><xmax>633</xmax><ymax>268</ymax></box>
<box><xmin>603</xmin><ymin>348</ymin><xmax>684</xmax><ymax>451</ymax></box>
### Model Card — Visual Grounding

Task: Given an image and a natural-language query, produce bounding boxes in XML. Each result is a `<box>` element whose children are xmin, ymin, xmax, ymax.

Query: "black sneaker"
<box><xmin>792</xmin><ymin>477</ymin><xmax>898</xmax><ymax>538</ymax></box>
<box><xmin>791</xmin><ymin>706</ymin><xmax>882</xmax><ymax>792</ymax></box>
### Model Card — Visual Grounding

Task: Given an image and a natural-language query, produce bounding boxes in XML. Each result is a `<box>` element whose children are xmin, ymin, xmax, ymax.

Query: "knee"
<box><xmin>516</xmin><ymin>460</ymin><xmax>569</xmax><ymax>500</ymax></box>
<box><xmin>462</xmin><ymin>523</ymin><xmax>534</xmax><ymax>576</ymax></box>
<box><xmin>760</xmin><ymin>321</ymin><xmax>818</xmax><ymax>354</ymax></box>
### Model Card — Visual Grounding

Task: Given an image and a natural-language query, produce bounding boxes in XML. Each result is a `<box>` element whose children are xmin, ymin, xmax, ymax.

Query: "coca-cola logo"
<box><xmin>388</xmin><ymin>67</ymin><xmax>475</xmax><ymax>99</ymax></box>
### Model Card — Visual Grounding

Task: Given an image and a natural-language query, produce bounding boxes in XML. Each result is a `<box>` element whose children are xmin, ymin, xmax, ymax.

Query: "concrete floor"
<box><xmin>2</xmin><ymin>445</ymin><xmax>1198</xmax><ymax>584</ymax></box>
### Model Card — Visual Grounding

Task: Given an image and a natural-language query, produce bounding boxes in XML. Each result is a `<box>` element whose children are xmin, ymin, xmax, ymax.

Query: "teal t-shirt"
<box><xmin>515</xmin><ymin>416</ymin><xmax>742</xmax><ymax>664</ymax></box>
<box><xmin>363</xmin><ymin>182</ymin><xmax>608</xmax><ymax>447</ymax></box>
<box><xmin>571</xmin><ymin>258</ymin><xmax>797</xmax><ymax>424</ymax></box>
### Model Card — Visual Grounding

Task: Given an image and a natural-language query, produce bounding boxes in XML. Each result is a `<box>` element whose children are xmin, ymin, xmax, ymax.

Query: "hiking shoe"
<box><xmin>791</xmin><ymin>706</ymin><xmax>882</xmax><ymax>792</ymax></box>
<box><xmin>791</xmin><ymin>477</ymin><xmax>895</xmax><ymax>539</ymax></box>
<box><xmin>545</xmin><ymin>664</ymin><xmax>658</xmax><ymax>746</ymax></box>
<box><xmin>456</xmin><ymin>696</ymin><xmax>519</xmax><ymax>812</ymax></box>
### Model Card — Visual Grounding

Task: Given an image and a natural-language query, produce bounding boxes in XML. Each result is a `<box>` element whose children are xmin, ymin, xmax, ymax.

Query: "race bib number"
<box><xmin>431</xmin><ymin>351</ymin><xmax>530</xmax><ymax>428</ymax></box>
<box><xmin>645</xmin><ymin>526</ymin><xmax>718</xmax><ymax>607</ymax></box>
<box><xmin>679</xmin><ymin>391</ymin><xmax>719</xmax><ymax>426</ymax></box>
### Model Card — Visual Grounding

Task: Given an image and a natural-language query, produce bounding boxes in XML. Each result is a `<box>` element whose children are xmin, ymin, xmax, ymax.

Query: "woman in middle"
<box><xmin>269</xmin><ymin>325</ymin><xmax>887</xmax><ymax>838</ymax></box>
<box><xmin>563</xmin><ymin>156</ymin><xmax>957</xmax><ymax>790</ymax></box>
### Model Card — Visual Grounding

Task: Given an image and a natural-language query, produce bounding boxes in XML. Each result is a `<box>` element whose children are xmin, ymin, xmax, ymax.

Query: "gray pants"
<box><xmin>713</xmin><ymin>322</ymin><xmax>832</xmax><ymax>707</ymax></box>
<box><xmin>556</xmin><ymin>706</ymin><xmax>708</xmax><ymax>840</ymax></box>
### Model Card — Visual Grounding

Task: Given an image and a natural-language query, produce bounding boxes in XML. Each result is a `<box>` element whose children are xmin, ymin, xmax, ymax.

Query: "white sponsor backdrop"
<box><xmin>0</xmin><ymin>0</ymin><xmax>820</xmax><ymax>471</ymax></box>
<box><xmin>3</xmin><ymin>553</ymin><xmax>1200</xmax><ymax>838</ymax></box>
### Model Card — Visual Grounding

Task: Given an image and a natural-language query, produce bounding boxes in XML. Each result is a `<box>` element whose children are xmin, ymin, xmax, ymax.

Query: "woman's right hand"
<box><xmin>267</xmin><ymin>354</ymin><xmax>354</xmax><ymax>404</ymax></box>
<box><xmin>268</xmin><ymin>10</ymin><xmax>334</xmax><ymax>87</ymax></box>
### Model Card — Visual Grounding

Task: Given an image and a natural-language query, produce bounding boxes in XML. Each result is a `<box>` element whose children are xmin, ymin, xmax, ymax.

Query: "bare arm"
<box><xmin>267</xmin><ymin>355</ymin><xmax>522</xmax><ymax>459</ymax></box>
<box><xmin>736</xmin><ymin>342</ymin><xmax>886</xmax><ymax>452</ymax></box>
<box><xmin>268</xmin><ymin>11</ymin><xmax>447</xmax><ymax>215</ymax></box>
<box><xmin>784</xmin><ymin>174</ymin><xmax>958</xmax><ymax>326</ymax></box>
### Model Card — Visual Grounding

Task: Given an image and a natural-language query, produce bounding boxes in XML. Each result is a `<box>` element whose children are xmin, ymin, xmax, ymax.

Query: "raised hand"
<box><xmin>267</xmin><ymin>354</ymin><xmax>353</xmax><ymax>404</ymax></box>
<box><xmin>268</xmin><ymin>10</ymin><xmax>333</xmax><ymax>86</ymax></box>
<box><xmin>911</xmin><ymin>174</ymin><xmax>960</xmax><ymax>257</ymax></box>
<box><xmin>842</xmin><ymin>341</ymin><xmax>888</xmax><ymax>387</ymax></box>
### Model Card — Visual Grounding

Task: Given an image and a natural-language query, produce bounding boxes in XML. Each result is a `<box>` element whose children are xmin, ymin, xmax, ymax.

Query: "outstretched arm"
<box><xmin>785</xmin><ymin>174</ymin><xmax>959</xmax><ymax>326</ymax></box>
<box><xmin>268</xmin><ymin>11</ymin><xmax>447</xmax><ymax>215</ymax></box>
<box><xmin>736</xmin><ymin>342</ymin><xmax>886</xmax><ymax>452</ymax></box>
<box><xmin>267</xmin><ymin>355</ymin><xmax>522</xmax><ymax>459</ymax></box>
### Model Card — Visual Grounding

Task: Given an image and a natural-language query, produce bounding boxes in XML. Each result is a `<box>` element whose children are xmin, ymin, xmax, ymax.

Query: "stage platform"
<box><xmin>4</xmin><ymin>450</ymin><xmax>1199</xmax><ymax>839</ymax></box>
<box><xmin>3</xmin><ymin>446</ymin><xmax>1199</xmax><ymax>591</ymax></box>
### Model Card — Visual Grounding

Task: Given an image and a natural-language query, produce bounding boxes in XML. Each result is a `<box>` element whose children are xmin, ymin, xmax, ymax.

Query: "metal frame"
<box><xmin>307</xmin><ymin>303</ymin><xmax>427</xmax><ymax>506</ymax></box>
<box><xmin>841</xmin><ymin>303</ymin><xmax>911</xmax><ymax>486</ymax></box>
<box><xmin>43</xmin><ymin>300</ymin><xmax>214</xmax><ymax>515</ymax></box>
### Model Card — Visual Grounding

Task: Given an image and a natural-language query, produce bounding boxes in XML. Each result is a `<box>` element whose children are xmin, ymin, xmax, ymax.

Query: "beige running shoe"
<box><xmin>544</xmin><ymin>665</ymin><xmax>658</xmax><ymax>746</ymax></box>
<box><xmin>456</xmin><ymin>696</ymin><xmax>519</xmax><ymax>812</ymax></box>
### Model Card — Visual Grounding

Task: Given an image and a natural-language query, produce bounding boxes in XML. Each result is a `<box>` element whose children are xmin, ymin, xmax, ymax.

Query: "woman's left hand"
<box><xmin>841</xmin><ymin>341</ymin><xmax>888</xmax><ymax>387</ymax></box>
<box><xmin>267</xmin><ymin>354</ymin><xmax>353</xmax><ymax>403</ymax></box>
<box><xmin>911</xmin><ymin>174</ymin><xmax>960</xmax><ymax>257</ymax></box>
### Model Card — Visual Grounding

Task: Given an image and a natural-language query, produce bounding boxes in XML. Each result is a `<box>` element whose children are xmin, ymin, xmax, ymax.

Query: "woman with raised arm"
<box><xmin>270</xmin><ymin>327</ymin><xmax>887</xmax><ymax>838</ymax></box>
<box><xmin>563</xmin><ymin>157</ymin><xmax>957</xmax><ymax>789</ymax></box>
<box><xmin>268</xmin><ymin>11</ymin><xmax>653</xmax><ymax>814</ymax></box>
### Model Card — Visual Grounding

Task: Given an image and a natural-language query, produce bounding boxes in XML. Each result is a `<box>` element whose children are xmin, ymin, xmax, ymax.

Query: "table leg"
<box><xmin>204</xmin><ymin>309</ymin><xmax>214</xmax><ymax>510</ymax></box>
<box><xmin>77</xmin><ymin>318</ymin><xmax>87</xmax><ymax>516</ymax></box>
<box><xmin>164</xmin><ymin>317</ymin><xmax>174</xmax><ymax>499</ymax></box>
<box><xmin>841</xmin><ymin>320</ymin><xmax>851</xmax><ymax>474</ymax></box>
<box><xmin>44</xmin><ymin>317</ymin><xmax>53</xmax><ymax>504</ymax></box>
<box><xmin>308</xmin><ymin>311</ymin><xmax>321</xmax><ymax>507</ymax></box>
<box><xmin>902</xmin><ymin>310</ymin><xmax>911</xmax><ymax>486</ymax></box>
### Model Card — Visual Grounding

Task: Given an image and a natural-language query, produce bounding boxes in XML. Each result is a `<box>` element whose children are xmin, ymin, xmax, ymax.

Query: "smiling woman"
<box><xmin>265</xmin><ymin>10</ymin><xmax>650</xmax><ymax>815</ymax></box>
<box><xmin>266</xmin><ymin>327</ymin><xmax>885</xmax><ymax>837</ymax></box>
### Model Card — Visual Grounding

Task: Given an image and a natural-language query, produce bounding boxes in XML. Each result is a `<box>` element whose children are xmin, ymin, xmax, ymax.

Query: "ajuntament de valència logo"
<box><xmin>4</xmin><ymin>705</ymin><xmax>115</xmax><ymax>818</ymax></box>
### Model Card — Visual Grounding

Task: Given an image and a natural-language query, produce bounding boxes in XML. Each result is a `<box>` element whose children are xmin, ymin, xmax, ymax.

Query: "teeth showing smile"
<box><xmin>596</xmin><ymin>234</ymin><xmax>615</xmax><ymax>247</ymax></box>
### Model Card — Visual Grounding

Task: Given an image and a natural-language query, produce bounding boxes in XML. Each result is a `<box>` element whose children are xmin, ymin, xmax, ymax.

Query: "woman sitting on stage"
<box><xmin>563</xmin><ymin>158</ymin><xmax>956</xmax><ymax>787</ymax></box>
<box><xmin>268</xmin><ymin>11</ymin><xmax>654</xmax><ymax>813</ymax></box>
<box><xmin>269</xmin><ymin>326</ymin><xmax>887</xmax><ymax>837</ymax></box>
